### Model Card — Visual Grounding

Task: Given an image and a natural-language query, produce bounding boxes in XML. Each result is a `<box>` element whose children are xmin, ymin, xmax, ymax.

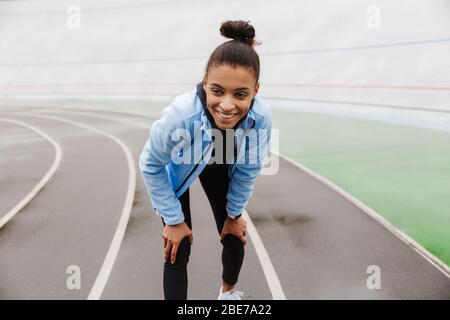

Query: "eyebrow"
<box><xmin>211</xmin><ymin>83</ymin><xmax>250</xmax><ymax>91</ymax></box>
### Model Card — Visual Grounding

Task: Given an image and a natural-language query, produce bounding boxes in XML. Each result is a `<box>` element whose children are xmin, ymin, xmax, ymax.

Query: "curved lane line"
<box><xmin>0</xmin><ymin>118</ymin><xmax>62</xmax><ymax>229</ymax></box>
<box><xmin>3</xmin><ymin>113</ymin><xmax>136</xmax><ymax>299</ymax></box>
<box><xmin>271</xmin><ymin>150</ymin><xmax>450</xmax><ymax>279</ymax></box>
<box><xmin>243</xmin><ymin>210</ymin><xmax>286</xmax><ymax>300</ymax></box>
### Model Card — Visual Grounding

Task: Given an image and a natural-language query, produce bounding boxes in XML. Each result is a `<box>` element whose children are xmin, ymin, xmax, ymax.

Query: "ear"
<box><xmin>202</xmin><ymin>76</ymin><xmax>208</xmax><ymax>91</ymax></box>
<box><xmin>253</xmin><ymin>82</ymin><xmax>260</xmax><ymax>97</ymax></box>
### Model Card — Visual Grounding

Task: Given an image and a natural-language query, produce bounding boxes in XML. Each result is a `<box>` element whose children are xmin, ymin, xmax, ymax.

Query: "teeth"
<box><xmin>219</xmin><ymin>111</ymin><xmax>236</xmax><ymax>119</ymax></box>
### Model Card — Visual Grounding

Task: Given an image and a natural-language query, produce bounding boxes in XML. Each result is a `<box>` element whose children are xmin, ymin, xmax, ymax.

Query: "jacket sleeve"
<box><xmin>139</xmin><ymin>103</ymin><xmax>187</xmax><ymax>226</ymax></box>
<box><xmin>226</xmin><ymin>114</ymin><xmax>272</xmax><ymax>217</ymax></box>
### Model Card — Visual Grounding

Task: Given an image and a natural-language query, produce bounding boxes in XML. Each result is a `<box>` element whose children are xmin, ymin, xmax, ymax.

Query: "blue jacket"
<box><xmin>139</xmin><ymin>85</ymin><xmax>272</xmax><ymax>225</ymax></box>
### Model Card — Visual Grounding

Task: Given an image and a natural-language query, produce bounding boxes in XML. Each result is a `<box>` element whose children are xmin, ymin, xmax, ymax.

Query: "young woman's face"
<box><xmin>203</xmin><ymin>64</ymin><xmax>259</xmax><ymax>130</ymax></box>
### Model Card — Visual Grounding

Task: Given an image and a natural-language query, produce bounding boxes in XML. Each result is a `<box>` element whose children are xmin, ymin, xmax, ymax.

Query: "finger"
<box><xmin>220</xmin><ymin>226</ymin><xmax>226</xmax><ymax>239</ymax></box>
<box><xmin>239</xmin><ymin>232</ymin><xmax>247</xmax><ymax>245</ymax></box>
<box><xmin>164</xmin><ymin>241</ymin><xmax>171</xmax><ymax>262</ymax></box>
<box><xmin>171</xmin><ymin>242</ymin><xmax>179</xmax><ymax>264</ymax></box>
<box><xmin>189</xmin><ymin>234</ymin><xmax>193</xmax><ymax>244</ymax></box>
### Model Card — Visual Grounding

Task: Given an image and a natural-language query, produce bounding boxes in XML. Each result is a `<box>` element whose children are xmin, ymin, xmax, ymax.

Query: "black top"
<box><xmin>197</xmin><ymin>82</ymin><xmax>247</xmax><ymax>219</ymax></box>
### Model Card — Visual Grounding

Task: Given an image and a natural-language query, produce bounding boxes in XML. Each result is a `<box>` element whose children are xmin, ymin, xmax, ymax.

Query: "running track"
<box><xmin>0</xmin><ymin>107</ymin><xmax>449</xmax><ymax>299</ymax></box>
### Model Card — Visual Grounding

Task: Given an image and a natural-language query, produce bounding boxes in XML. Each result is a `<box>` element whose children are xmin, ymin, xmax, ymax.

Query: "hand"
<box><xmin>162</xmin><ymin>222</ymin><xmax>193</xmax><ymax>264</ymax></box>
<box><xmin>221</xmin><ymin>216</ymin><xmax>247</xmax><ymax>245</ymax></box>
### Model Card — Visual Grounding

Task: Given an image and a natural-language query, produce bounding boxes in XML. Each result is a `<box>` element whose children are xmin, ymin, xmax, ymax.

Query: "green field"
<box><xmin>272</xmin><ymin>109</ymin><xmax>450</xmax><ymax>267</ymax></box>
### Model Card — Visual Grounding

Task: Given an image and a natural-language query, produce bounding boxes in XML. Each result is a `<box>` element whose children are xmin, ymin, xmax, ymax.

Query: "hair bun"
<box><xmin>220</xmin><ymin>20</ymin><xmax>259</xmax><ymax>47</ymax></box>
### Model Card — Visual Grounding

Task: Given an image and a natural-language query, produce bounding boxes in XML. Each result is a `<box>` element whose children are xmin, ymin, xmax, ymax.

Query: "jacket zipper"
<box><xmin>230</xmin><ymin>118</ymin><xmax>256</xmax><ymax>176</ymax></box>
<box><xmin>175</xmin><ymin>142</ymin><xmax>213</xmax><ymax>194</ymax></box>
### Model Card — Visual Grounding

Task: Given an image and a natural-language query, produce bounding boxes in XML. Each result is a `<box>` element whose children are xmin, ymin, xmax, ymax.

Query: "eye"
<box><xmin>211</xmin><ymin>88</ymin><xmax>222</xmax><ymax>95</ymax></box>
<box><xmin>236</xmin><ymin>92</ymin><xmax>248</xmax><ymax>99</ymax></box>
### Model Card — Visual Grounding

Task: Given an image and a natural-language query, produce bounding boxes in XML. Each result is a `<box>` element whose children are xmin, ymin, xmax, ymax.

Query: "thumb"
<box><xmin>189</xmin><ymin>233</ymin><xmax>193</xmax><ymax>244</ymax></box>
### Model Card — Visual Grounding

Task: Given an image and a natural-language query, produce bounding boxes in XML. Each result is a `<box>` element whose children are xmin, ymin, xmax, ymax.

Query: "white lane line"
<box><xmin>0</xmin><ymin>118</ymin><xmax>62</xmax><ymax>229</ymax></box>
<box><xmin>38</xmin><ymin>109</ymin><xmax>288</xmax><ymax>299</ymax></box>
<box><xmin>243</xmin><ymin>210</ymin><xmax>286</xmax><ymax>300</ymax></box>
<box><xmin>44</xmin><ymin>109</ymin><xmax>153</xmax><ymax>129</ymax></box>
<box><xmin>5</xmin><ymin>108</ymin><xmax>152</xmax><ymax>129</ymax></box>
<box><xmin>272</xmin><ymin>150</ymin><xmax>450</xmax><ymax>279</ymax></box>
<box><xmin>3</xmin><ymin>113</ymin><xmax>137</xmax><ymax>299</ymax></box>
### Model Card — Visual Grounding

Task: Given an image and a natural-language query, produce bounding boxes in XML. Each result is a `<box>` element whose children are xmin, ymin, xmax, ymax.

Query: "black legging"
<box><xmin>162</xmin><ymin>163</ymin><xmax>245</xmax><ymax>300</ymax></box>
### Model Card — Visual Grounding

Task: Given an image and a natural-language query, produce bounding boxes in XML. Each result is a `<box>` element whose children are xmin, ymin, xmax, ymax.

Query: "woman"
<box><xmin>139</xmin><ymin>20</ymin><xmax>272</xmax><ymax>300</ymax></box>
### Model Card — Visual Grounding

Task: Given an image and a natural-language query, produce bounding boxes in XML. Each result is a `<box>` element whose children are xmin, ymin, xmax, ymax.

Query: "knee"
<box><xmin>164</xmin><ymin>236</ymin><xmax>191</xmax><ymax>267</ymax></box>
<box><xmin>221</xmin><ymin>234</ymin><xmax>244</xmax><ymax>252</ymax></box>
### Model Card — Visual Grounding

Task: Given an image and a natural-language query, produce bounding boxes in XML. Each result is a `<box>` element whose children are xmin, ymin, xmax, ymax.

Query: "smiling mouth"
<box><xmin>217</xmin><ymin>111</ymin><xmax>238</xmax><ymax>120</ymax></box>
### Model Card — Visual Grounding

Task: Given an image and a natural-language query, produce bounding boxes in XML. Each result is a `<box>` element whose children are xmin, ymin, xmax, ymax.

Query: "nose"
<box><xmin>219</xmin><ymin>97</ymin><xmax>235</xmax><ymax>112</ymax></box>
